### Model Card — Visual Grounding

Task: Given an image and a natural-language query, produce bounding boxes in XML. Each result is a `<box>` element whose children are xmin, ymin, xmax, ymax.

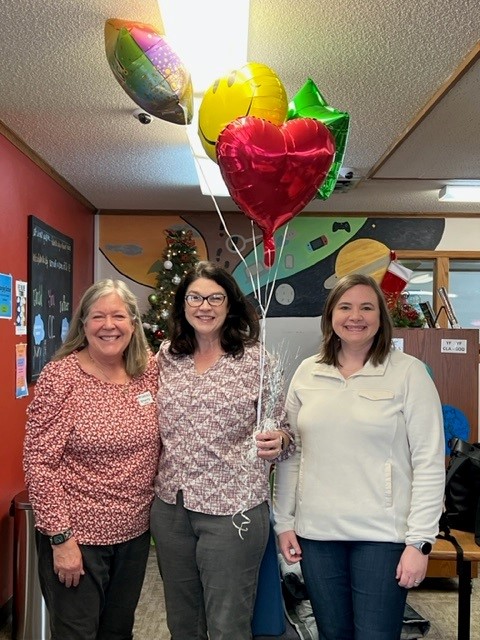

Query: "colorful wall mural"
<box><xmin>99</xmin><ymin>213</ymin><xmax>445</xmax><ymax>318</ymax></box>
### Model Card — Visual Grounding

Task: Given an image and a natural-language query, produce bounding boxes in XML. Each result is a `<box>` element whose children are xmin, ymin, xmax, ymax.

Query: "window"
<box><xmin>396</xmin><ymin>251</ymin><xmax>480</xmax><ymax>335</ymax></box>
<box><xmin>401</xmin><ymin>259</ymin><xmax>434</xmax><ymax>317</ymax></box>
<box><xmin>449</xmin><ymin>261</ymin><xmax>480</xmax><ymax>330</ymax></box>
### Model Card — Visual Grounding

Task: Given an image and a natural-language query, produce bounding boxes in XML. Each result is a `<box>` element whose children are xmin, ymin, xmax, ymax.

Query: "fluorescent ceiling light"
<box><xmin>187</xmin><ymin>99</ymin><xmax>230</xmax><ymax>197</ymax></box>
<box><xmin>439</xmin><ymin>185</ymin><xmax>480</xmax><ymax>202</ymax></box>
<box><xmin>158</xmin><ymin>1</ymin><xmax>250</xmax><ymax>196</ymax></box>
<box><xmin>157</xmin><ymin>1</ymin><xmax>250</xmax><ymax>95</ymax></box>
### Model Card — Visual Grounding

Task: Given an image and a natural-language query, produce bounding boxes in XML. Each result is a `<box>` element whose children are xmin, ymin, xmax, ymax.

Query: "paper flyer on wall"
<box><xmin>15</xmin><ymin>280</ymin><xmax>27</xmax><ymax>335</ymax></box>
<box><xmin>16</xmin><ymin>343</ymin><xmax>29</xmax><ymax>399</ymax></box>
<box><xmin>0</xmin><ymin>272</ymin><xmax>13</xmax><ymax>319</ymax></box>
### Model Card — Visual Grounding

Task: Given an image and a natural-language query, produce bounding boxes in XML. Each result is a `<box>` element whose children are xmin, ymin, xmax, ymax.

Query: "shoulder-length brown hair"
<box><xmin>169</xmin><ymin>261</ymin><xmax>259</xmax><ymax>357</ymax></box>
<box><xmin>53</xmin><ymin>279</ymin><xmax>150</xmax><ymax>376</ymax></box>
<box><xmin>319</xmin><ymin>273</ymin><xmax>393</xmax><ymax>367</ymax></box>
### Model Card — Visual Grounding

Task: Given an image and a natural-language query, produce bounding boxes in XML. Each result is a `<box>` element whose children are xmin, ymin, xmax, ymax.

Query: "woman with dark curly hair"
<box><xmin>150</xmin><ymin>261</ymin><xmax>294</xmax><ymax>640</ymax></box>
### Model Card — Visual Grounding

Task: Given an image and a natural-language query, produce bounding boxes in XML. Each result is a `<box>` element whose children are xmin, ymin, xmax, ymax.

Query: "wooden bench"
<box><xmin>430</xmin><ymin>530</ymin><xmax>480</xmax><ymax>640</ymax></box>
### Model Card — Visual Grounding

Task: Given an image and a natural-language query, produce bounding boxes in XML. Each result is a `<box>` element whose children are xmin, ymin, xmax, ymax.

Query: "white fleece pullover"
<box><xmin>273</xmin><ymin>349</ymin><xmax>445</xmax><ymax>545</ymax></box>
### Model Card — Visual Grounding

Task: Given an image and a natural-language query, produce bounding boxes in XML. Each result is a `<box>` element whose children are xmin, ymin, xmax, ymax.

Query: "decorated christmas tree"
<box><xmin>142</xmin><ymin>228</ymin><xmax>199</xmax><ymax>351</ymax></box>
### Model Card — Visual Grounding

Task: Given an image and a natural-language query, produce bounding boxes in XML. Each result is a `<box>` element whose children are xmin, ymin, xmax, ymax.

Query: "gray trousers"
<box><xmin>150</xmin><ymin>493</ymin><xmax>269</xmax><ymax>640</ymax></box>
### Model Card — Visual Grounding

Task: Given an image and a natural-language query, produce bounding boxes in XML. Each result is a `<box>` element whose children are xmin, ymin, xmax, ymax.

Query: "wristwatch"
<box><xmin>49</xmin><ymin>528</ymin><xmax>73</xmax><ymax>546</ymax></box>
<box><xmin>409</xmin><ymin>541</ymin><xmax>432</xmax><ymax>555</ymax></box>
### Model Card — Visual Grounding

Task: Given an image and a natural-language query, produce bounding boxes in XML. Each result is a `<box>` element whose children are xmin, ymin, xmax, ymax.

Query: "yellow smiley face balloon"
<box><xmin>198</xmin><ymin>62</ymin><xmax>288</xmax><ymax>162</ymax></box>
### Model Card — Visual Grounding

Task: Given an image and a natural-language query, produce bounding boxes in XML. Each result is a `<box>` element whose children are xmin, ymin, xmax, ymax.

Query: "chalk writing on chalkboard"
<box><xmin>28</xmin><ymin>216</ymin><xmax>73</xmax><ymax>382</ymax></box>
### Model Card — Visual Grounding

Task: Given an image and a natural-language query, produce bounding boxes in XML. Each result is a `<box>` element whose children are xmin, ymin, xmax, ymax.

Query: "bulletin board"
<box><xmin>27</xmin><ymin>216</ymin><xmax>73</xmax><ymax>382</ymax></box>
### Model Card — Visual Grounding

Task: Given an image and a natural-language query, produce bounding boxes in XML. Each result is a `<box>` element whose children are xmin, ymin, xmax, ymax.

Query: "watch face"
<box><xmin>50</xmin><ymin>529</ymin><xmax>72</xmax><ymax>545</ymax></box>
<box><xmin>421</xmin><ymin>542</ymin><xmax>432</xmax><ymax>555</ymax></box>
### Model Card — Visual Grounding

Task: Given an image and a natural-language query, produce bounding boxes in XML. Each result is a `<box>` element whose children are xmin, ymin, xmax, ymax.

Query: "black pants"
<box><xmin>36</xmin><ymin>530</ymin><xmax>150</xmax><ymax>640</ymax></box>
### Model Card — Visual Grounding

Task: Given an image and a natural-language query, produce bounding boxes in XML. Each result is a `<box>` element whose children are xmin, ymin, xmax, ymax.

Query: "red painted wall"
<box><xmin>0</xmin><ymin>134</ymin><xmax>94</xmax><ymax>611</ymax></box>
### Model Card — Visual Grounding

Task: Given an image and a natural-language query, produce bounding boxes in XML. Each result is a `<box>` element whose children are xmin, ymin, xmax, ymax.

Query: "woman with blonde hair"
<box><xmin>24</xmin><ymin>279</ymin><xmax>160</xmax><ymax>640</ymax></box>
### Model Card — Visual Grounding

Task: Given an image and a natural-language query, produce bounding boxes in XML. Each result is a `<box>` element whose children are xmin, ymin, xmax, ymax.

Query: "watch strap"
<box><xmin>49</xmin><ymin>528</ymin><xmax>73</xmax><ymax>545</ymax></box>
<box><xmin>408</xmin><ymin>541</ymin><xmax>432</xmax><ymax>555</ymax></box>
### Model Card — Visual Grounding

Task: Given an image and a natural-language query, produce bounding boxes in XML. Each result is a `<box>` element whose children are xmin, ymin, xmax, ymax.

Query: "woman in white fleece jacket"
<box><xmin>273</xmin><ymin>273</ymin><xmax>445</xmax><ymax>640</ymax></box>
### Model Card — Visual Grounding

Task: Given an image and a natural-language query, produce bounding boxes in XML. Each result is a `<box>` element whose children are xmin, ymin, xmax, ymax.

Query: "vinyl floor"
<box><xmin>1</xmin><ymin>550</ymin><xmax>479</xmax><ymax>639</ymax></box>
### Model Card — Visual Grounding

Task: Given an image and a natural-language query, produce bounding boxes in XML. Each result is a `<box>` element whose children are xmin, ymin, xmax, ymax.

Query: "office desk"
<box><xmin>430</xmin><ymin>530</ymin><xmax>480</xmax><ymax>640</ymax></box>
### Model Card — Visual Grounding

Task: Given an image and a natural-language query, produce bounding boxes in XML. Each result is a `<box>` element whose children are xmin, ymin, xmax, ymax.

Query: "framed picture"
<box><xmin>27</xmin><ymin>216</ymin><xmax>73</xmax><ymax>382</ymax></box>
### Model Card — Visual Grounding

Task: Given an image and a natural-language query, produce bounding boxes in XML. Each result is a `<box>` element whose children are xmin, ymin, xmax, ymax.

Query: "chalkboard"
<box><xmin>28</xmin><ymin>216</ymin><xmax>73</xmax><ymax>382</ymax></box>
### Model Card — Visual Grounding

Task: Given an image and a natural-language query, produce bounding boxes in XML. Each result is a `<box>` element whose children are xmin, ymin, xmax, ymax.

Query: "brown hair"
<box><xmin>318</xmin><ymin>273</ymin><xmax>393</xmax><ymax>367</ymax></box>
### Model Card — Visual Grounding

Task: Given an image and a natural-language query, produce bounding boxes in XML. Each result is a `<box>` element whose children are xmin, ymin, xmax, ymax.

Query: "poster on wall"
<box><xmin>0</xmin><ymin>272</ymin><xmax>13</xmax><ymax>319</ymax></box>
<box><xmin>27</xmin><ymin>216</ymin><xmax>73</xmax><ymax>382</ymax></box>
<box><xmin>16</xmin><ymin>343</ymin><xmax>28</xmax><ymax>398</ymax></box>
<box><xmin>15</xmin><ymin>279</ymin><xmax>27</xmax><ymax>334</ymax></box>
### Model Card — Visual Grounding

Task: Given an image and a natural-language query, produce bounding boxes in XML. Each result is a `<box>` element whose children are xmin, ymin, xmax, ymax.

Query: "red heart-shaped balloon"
<box><xmin>217</xmin><ymin>116</ymin><xmax>335</xmax><ymax>266</ymax></box>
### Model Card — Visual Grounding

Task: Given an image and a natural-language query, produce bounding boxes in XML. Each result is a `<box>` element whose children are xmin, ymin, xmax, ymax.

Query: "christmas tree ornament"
<box><xmin>172</xmin><ymin>275</ymin><xmax>181</xmax><ymax>285</ymax></box>
<box><xmin>148</xmin><ymin>293</ymin><xmax>157</xmax><ymax>304</ymax></box>
<box><xmin>164</xmin><ymin>260</ymin><xmax>173</xmax><ymax>270</ymax></box>
<box><xmin>161</xmin><ymin>309</ymin><xmax>169</xmax><ymax>319</ymax></box>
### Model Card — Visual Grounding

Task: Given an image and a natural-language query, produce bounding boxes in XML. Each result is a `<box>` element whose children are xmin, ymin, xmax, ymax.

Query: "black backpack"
<box><xmin>440</xmin><ymin>438</ymin><xmax>480</xmax><ymax>546</ymax></box>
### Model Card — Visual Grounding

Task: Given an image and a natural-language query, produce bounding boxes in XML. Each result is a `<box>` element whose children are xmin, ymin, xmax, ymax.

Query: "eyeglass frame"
<box><xmin>184</xmin><ymin>293</ymin><xmax>227</xmax><ymax>307</ymax></box>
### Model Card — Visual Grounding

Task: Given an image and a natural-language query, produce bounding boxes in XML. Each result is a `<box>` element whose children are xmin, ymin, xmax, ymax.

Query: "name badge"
<box><xmin>137</xmin><ymin>391</ymin><xmax>154</xmax><ymax>406</ymax></box>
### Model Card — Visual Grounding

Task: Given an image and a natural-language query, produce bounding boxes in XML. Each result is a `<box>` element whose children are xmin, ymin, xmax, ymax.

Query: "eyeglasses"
<box><xmin>185</xmin><ymin>293</ymin><xmax>227</xmax><ymax>307</ymax></box>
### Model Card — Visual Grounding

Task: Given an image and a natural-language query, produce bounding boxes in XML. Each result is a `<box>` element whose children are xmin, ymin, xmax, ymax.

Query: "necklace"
<box><xmin>87</xmin><ymin>351</ymin><xmax>130</xmax><ymax>393</ymax></box>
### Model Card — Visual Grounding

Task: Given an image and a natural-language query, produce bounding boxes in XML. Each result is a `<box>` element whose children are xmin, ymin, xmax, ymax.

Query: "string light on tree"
<box><xmin>142</xmin><ymin>228</ymin><xmax>199</xmax><ymax>351</ymax></box>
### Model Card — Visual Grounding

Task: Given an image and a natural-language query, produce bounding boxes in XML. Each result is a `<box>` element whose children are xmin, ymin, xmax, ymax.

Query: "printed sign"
<box><xmin>440</xmin><ymin>339</ymin><xmax>467</xmax><ymax>354</ymax></box>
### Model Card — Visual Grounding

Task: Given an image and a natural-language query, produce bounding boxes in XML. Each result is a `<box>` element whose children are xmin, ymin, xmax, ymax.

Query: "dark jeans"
<box><xmin>299</xmin><ymin>538</ymin><xmax>407</xmax><ymax>640</ymax></box>
<box><xmin>150</xmin><ymin>493</ymin><xmax>269</xmax><ymax>640</ymax></box>
<box><xmin>36</xmin><ymin>530</ymin><xmax>150</xmax><ymax>640</ymax></box>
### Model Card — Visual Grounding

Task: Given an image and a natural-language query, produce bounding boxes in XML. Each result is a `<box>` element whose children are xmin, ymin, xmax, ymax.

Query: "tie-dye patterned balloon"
<box><xmin>105</xmin><ymin>19</ymin><xmax>193</xmax><ymax>125</ymax></box>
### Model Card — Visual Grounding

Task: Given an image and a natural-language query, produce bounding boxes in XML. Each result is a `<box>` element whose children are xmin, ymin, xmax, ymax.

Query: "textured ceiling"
<box><xmin>0</xmin><ymin>0</ymin><xmax>479</xmax><ymax>215</ymax></box>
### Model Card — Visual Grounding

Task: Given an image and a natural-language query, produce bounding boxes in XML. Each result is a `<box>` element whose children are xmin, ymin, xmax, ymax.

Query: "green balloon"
<box><xmin>288</xmin><ymin>79</ymin><xmax>350</xmax><ymax>200</ymax></box>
